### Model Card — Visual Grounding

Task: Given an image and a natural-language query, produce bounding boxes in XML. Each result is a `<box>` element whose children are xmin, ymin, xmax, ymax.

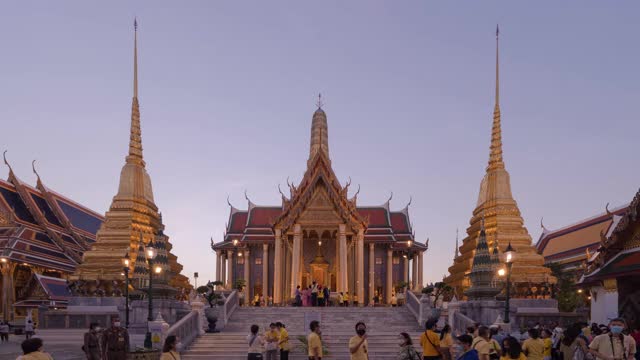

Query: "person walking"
<box><xmin>420</xmin><ymin>318</ymin><xmax>442</xmax><ymax>360</ymax></box>
<box><xmin>589</xmin><ymin>318</ymin><xmax>636</xmax><ymax>360</ymax></box>
<box><xmin>277</xmin><ymin>322</ymin><xmax>290</xmax><ymax>360</ymax></box>
<box><xmin>541</xmin><ymin>329</ymin><xmax>553</xmax><ymax>360</ymax></box>
<box><xmin>500</xmin><ymin>336</ymin><xmax>526</xmax><ymax>360</ymax></box>
<box><xmin>19</xmin><ymin>338</ymin><xmax>54</xmax><ymax>360</ymax></box>
<box><xmin>247</xmin><ymin>324</ymin><xmax>265</xmax><ymax>360</ymax></box>
<box><xmin>440</xmin><ymin>325</ymin><xmax>454</xmax><ymax>360</ymax></box>
<box><xmin>24</xmin><ymin>319</ymin><xmax>34</xmax><ymax>340</ymax></box>
<box><xmin>311</xmin><ymin>282</ymin><xmax>318</xmax><ymax>307</ymax></box>
<box><xmin>471</xmin><ymin>326</ymin><xmax>492</xmax><ymax>360</ymax></box>
<box><xmin>308</xmin><ymin>320</ymin><xmax>323</xmax><ymax>360</ymax></box>
<box><xmin>523</xmin><ymin>328</ymin><xmax>545</xmax><ymax>360</ymax></box>
<box><xmin>398</xmin><ymin>332</ymin><xmax>422</xmax><ymax>360</ymax></box>
<box><xmin>457</xmin><ymin>335</ymin><xmax>480</xmax><ymax>360</ymax></box>
<box><xmin>295</xmin><ymin>286</ymin><xmax>302</xmax><ymax>307</ymax></box>
<box><xmin>83</xmin><ymin>322</ymin><xmax>102</xmax><ymax>360</ymax></box>
<box><xmin>559</xmin><ymin>324</ymin><xmax>588</xmax><ymax>360</ymax></box>
<box><xmin>160</xmin><ymin>335</ymin><xmax>181</xmax><ymax>360</ymax></box>
<box><xmin>101</xmin><ymin>316</ymin><xmax>130</xmax><ymax>360</ymax></box>
<box><xmin>349</xmin><ymin>321</ymin><xmax>369</xmax><ymax>360</ymax></box>
<box><xmin>323</xmin><ymin>286</ymin><xmax>330</xmax><ymax>307</ymax></box>
<box><xmin>264</xmin><ymin>323</ymin><xmax>280</xmax><ymax>360</ymax></box>
<box><xmin>0</xmin><ymin>320</ymin><xmax>9</xmax><ymax>342</ymax></box>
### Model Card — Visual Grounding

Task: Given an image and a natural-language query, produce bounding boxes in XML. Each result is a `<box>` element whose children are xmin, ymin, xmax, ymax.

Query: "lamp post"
<box><xmin>122</xmin><ymin>253</ymin><xmax>131</xmax><ymax>329</ymax></box>
<box><xmin>194</xmin><ymin>272</ymin><xmax>199</xmax><ymax>289</ymax></box>
<box><xmin>503</xmin><ymin>242</ymin><xmax>516</xmax><ymax>323</ymax></box>
<box><xmin>143</xmin><ymin>239</ymin><xmax>157</xmax><ymax>349</ymax></box>
<box><xmin>232</xmin><ymin>239</ymin><xmax>239</xmax><ymax>290</ymax></box>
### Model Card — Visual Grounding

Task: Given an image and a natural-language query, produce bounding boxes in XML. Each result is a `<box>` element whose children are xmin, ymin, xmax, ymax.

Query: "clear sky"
<box><xmin>1</xmin><ymin>1</ymin><xmax>639</xmax><ymax>285</ymax></box>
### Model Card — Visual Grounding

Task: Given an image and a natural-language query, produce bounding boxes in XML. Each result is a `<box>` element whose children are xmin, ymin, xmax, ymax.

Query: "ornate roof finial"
<box><xmin>605</xmin><ymin>203</ymin><xmax>613</xmax><ymax>217</ymax></box>
<box><xmin>387</xmin><ymin>191</ymin><xmax>393</xmax><ymax>203</ymax></box>
<box><xmin>127</xmin><ymin>18</ymin><xmax>144</xmax><ymax>164</ymax></box>
<box><xmin>488</xmin><ymin>24</ymin><xmax>504</xmax><ymax>171</ymax></box>
<box><xmin>309</xmin><ymin>94</ymin><xmax>329</xmax><ymax>163</ymax></box>
<box><xmin>540</xmin><ymin>217</ymin><xmax>549</xmax><ymax>233</ymax></box>
<box><xmin>32</xmin><ymin>159</ymin><xmax>43</xmax><ymax>185</ymax></box>
<box><xmin>316</xmin><ymin>93</ymin><xmax>323</xmax><ymax>108</ymax></box>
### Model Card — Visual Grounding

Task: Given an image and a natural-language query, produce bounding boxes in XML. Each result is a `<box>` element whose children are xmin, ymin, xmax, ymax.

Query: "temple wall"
<box><xmin>590</xmin><ymin>285</ymin><xmax>618</xmax><ymax>325</ymax></box>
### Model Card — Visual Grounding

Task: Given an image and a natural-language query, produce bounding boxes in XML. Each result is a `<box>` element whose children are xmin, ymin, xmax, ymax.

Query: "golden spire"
<box><xmin>127</xmin><ymin>18</ymin><xmax>144</xmax><ymax>165</ymax></box>
<box><xmin>309</xmin><ymin>93</ymin><xmax>329</xmax><ymax>164</ymax></box>
<box><xmin>488</xmin><ymin>25</ymin><xmax>504</xmax><ymax>171</ymax></box>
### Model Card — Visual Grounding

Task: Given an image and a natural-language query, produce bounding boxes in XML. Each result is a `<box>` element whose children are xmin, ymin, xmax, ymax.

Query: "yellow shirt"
<box><xmin>500</xmin><ymin>354</ymin><xmax>527</xmax><ymax>360</ymax></box>
<box><xmin>338</xmin><ymin>294</ymin><xmax>344</xmax><ymax>303</ymax></box>
<box><xmin>421</xmin><ymin>330</ymin><xmax>441</xmax><ymax>356</ymax></box>
<box><xmin>344</xmin><ymin>294</ymin><xmax>350</xmax><ymax>301</ymax></box>
<box><xmin>441</xmin><ymin>333</ymin><xmax>454</xmax><ymax>348</ymax></box>
<box><xmin>523</xmin><ymin>338</ymin><xmax>545</xmax><ymax>360</ymax></box>
<box><xmin>589</xmin><ymin>334</ymin><xmax>636</xmax><ymax>360</ymax></box>
<box><xmin>160</xmin><ymin>351</ymin><xmax>181</xmax><ymax>360</ymax></box>
<box><xmin>318</xmin><ymin>291</ymin><xmax>324</xmax><ymax>299</ymax></box>
<box><xmin>349</xmin><ymin>335</ymin><xmax>369</xmax><ymax>360</ymax></box>
<box><xmin>308</xmin><ymin>332</ymin><xmax>323</xmax><ymax>358</ymax></box>
<box><xmin>472</xmin><ymin>337</ymin><xmax>491</xmax><ymax>357</ymax></box>
<box><xmin>543</xmin><ymin>338</ymin><xmax>552</xmax><ymax>357</ymax></box>
<box><xmin>279</xmin><ymin>328</ymin><xmax>290</xmax><ymax>350</ymax></box>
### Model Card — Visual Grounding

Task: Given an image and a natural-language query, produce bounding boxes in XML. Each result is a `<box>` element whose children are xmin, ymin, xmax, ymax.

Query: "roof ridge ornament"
<box><xmin>540</xmin><ymin>217</ymin><xmax>549</xmax><ymax>233</ymax></box>
<box><xmin>316</xmin><ymin>93</ymin><xmax>324</xmax><ymax>109</ymax></box>
<box><xmin>605</xmin><ymin>202</ymin><xmax>613</xmax><ymax>217</ymax></box>
<box><xmin>31</xmin><ymin>159</ymin><xmax>43</xmax><ymax>185</ymax></box>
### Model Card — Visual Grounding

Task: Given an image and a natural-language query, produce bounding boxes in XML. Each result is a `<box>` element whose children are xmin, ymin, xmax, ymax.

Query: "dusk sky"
<box><xmin>1</xmin><ymin>2</ymin><xmax>639</xmax><ymax>285</ymax></box>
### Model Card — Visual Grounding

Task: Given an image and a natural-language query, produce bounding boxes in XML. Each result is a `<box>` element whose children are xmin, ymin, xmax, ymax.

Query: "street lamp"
<box><xmin>503</xmin><ymin>242</ymin><xmax>516</xmax><ymax>323</ymax></box>
<box><xmin>143</xmin><ymin>238</ymin><xmax>158</xmax><ymax>349</ymax></box>
<box><xmin>232</xmin><ymin>239</ymin><xmax>239</xmax><ymax>292</ymax></box>
<box><xmin>121</xmin><ymin>253</ymin><xmax>131</xmax><ymax>329</ymax></box>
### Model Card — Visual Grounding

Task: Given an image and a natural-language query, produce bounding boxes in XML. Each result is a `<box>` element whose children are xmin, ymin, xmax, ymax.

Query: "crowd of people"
<box><xmin>242</xmin><ymin>316</ymin><xmax>638</xmax><ymax>360</ymax></box>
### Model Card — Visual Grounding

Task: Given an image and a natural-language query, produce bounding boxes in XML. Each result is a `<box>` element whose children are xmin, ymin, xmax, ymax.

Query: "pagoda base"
<box><xmin>127</xmin><ymin>299</ymin><xmax>191</xmax><ymax>334</ymax></box>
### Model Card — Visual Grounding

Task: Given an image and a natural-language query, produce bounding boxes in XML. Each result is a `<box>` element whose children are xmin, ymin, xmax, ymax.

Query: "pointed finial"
<box><xmin>540</xmin><ymin>217</ymin><xmax>549</xmax><ymax>232</ymax></box>
<box><xmin>455</xmin><ymin>228</ymin><xmax>460</xmax><ymax>259</ymax></box>
<box><xmin>316</xmin><ymin>93</ymin><xmax>323</xmax><ymax>108</ymax></box>
<box><xmin>387</xmin><ymin>191</ymin><xmax>393</xmax><ymax>203</ymax></box>
<box><xmin>244</xmin><ymin>189</ymin><xmax>250</xmax><ymax>201</ymax></box>
<box><xmin>31</xmin><ymin>160</ymin><xmax>42</xmax><ymax>184</ymax></box>
<box><xmin>3</xmin><ymin>151</ymin><xmax>13</xmax><ymax>173</ymax></box>
<box><xmin>487</xmin><ymin>25</ymin><xmax>504</xmax><ymax>171</ymax></box>
<box><xmin>133</xmin><ymin>18</ymin><xmax>138</xmax><ymax>98</ymax></box>
<box><xmin>605</xmin><ymin>203</ymin><xmax>613</xmax><ymax>217</ymax></box>
<box><xmin>405</xmin><ymin>196</ymin><xmax>412</xmax><ymax>209</ymax></box>
<box><xmin>226</xmin><ymin>195</ymin><xmax>232</xmax><ymax>207</ymax></box>
<box><xmin>495</xmin><ymin>24</ymin><xmax>500</xmax><ymax>106</ymax></box>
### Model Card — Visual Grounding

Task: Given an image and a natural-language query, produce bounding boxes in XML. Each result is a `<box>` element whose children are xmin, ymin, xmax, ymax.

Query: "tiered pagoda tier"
<box><xmin>0</xmin><ymin>155</ymin><xmax>104</xmax><ymax>320</ymax></box>
<box><xmin>70</xmin><ymin>21</ymin><xmax>190</xmax><ymax>294</ymax></box>
<box><xmin>445</xmin><ymin>28</ymin><xmax>554</xmax><ymax>298</ymax></box>
<box><xmin>212</xmin><ymin>98</ymin><xmax>428</xmax><ymax>306</ymax></box>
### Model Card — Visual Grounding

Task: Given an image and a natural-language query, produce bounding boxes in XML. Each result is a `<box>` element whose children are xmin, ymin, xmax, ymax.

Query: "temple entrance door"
<box><xmin>310</xmin><ymin>264</ymin><xmax>329</xmax><ymax>287</ymax></box>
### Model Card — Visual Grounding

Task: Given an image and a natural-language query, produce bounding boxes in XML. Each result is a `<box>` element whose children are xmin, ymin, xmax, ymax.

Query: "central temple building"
<box><xmin>212</xmin><ymin>102</ymin><xmax>428</xmax><ymax>305</ymax></box>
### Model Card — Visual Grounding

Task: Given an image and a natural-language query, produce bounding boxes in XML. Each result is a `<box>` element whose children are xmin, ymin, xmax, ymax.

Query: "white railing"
<box><xmin>406</xmin><ymin>291</ymin><xmax>420</xmax><ymax>323</ymax></box>
<box><xmin>452</xmin><ymin>311</ymin><xmax>476</xmax><ymax>334</ymax></box>
<box><xmin>222</xmin><ymin>290</ymin><xmax>239</xmax><ymax>327</ymax></box>
<box><xmin>168</xmin><ymin>310</ymin><xmax>200</xmax><ymax>350</ymax></box>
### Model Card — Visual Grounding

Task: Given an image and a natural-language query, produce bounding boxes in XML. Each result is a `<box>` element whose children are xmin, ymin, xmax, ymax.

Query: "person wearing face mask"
<box><xmin>589</xmin><ymin>318</ymin><xmax>636</xmax><ymax>360</ymax></box>
<box><xmin>457</xmin><ymin>335</ymin><xmax>480</xmax><ymax>360</ymax></box>
<box><xmin>160</xmin><ymin>335</ymin><xmax>181</xmax><ymax>360</ymax></box>
<box><xmin>349</xmin><ymin>321</ymin><xmax>369</xmax><ymax>360</ymax></box>
<box><xmin>84</xmin><ymin>322</ymin><xmax>102</xmax><ymax>360</ymax></box>
<box><xmin>101</xmin><ymin>316</ymin><xmax>129</xmax><ymax>360</ymax></box>
<box><xmin>397</xmin><ymin>332</ymin><xmax>422</xmax><ymax>360</ymax></box>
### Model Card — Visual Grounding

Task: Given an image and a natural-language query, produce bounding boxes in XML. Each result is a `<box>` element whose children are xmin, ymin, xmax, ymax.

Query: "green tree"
<box><xmin>547</xmin><ymin>264</ymin><xmax>579</xmax><ymax>312</ymax></box>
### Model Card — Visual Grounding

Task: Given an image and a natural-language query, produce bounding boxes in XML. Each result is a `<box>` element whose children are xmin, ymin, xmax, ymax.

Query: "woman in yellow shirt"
<box><xmin>500</xmin><ymin>336</ymin><xmax>527</xmax><ymax>360</ymax></box>
<box><xmin>523</xmin><ymin>329</ymin><xmax>545</xmax><ymax>360</ymax></box>
<box><xmin>276</xmin><ymin>322</ymin><xmax>290</xmax><ymax>360</ymax></box>
<box><xmin>541</xmin><ymin>329</ymin><xmax>552</xmax><ymax>360</ymax></box>
<box><xmin>440</xmin><ymin>324</ymin><xmax>454</xmax><ymax>360</ymax></box>
<box><xmin>161</xmin><ymin>335</ymin><xmax>181</xmax><ymax>360</ymax></box>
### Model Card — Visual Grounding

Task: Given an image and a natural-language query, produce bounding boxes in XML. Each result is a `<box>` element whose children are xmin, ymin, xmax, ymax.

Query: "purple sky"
<box><xmin>1</xmin><ymin>2</ymin><xmax>639</xmax><ymax>285</ymax></box>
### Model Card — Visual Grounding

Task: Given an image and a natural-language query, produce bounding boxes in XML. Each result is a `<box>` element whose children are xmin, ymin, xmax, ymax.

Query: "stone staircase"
<box><xmin>183</xmin><ymin>306</ymin><xmax>425</xmax><ymax>360</ymax></box>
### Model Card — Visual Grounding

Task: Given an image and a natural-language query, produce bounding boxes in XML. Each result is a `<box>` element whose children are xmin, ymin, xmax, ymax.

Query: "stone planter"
<box><xmin>204</xmin><ymin>307</ymin><xmax>220</xmax><ymax>333</ymax></box>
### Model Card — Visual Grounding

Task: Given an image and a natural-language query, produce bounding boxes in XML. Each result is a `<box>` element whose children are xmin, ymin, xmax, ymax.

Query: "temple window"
<box><xmin>255</xmin><ymin>258</ymin><xmax>262</xmax><ymax>265</ymax></box>
<box><xmin>375</xmin><ymin>257</ymin><xmax>382</xmax><ymax>265</ymax></box>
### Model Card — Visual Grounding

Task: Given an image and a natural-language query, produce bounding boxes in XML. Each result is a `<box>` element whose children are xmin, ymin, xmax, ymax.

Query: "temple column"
<box><xmin>220</xmin><ymin>254</ymin><xmax>226</xmax><ymax>289</ymax></box>
<box><xmin>417</xmin><ymin>251</ymin><xmax>424</xmax><ymax>290</ymax></box>
<box><xmin>386</xmin><ymin>248</ymin><xmax>393</xmax><ymax>304</ymax></box>
<box><xmin>285</xmin><ymin>245</ymin><xmax>292</xmax><ymax>301</ymax></box>
<box><xmin>339</xmin><ymin>224</ymin><xmax>348</xmax><ymax>293</ymax></box>
<box><xmin>335</xmin><ymin>232</ymin><xmax>341</xmax><ymax>291</ymax></box>
<box><xmin>356</xmin><ymin>229</ymin><xmax>365</xmax><ymax>306</ymax></box>
<box><xmin>215</xmin><ymin>251</ymin><xmax>221</xmax><ymax>285</ymax></box>
<box><xmin>262</xmin><ymin>243</ymin><xmax>269</xmax><ymax>297</ymax></box>
<box><xmin>243</xmin><ymin>249</ymin><xmax>250</xmax><ymax>303</ymax></box>
<box><xmin>1</xmin><ymin>262</ymin><xmax>16</xmax><ymax>320</ymax></box>
<box><xmin>368</xmin><ymin>243</ymin><xmax>375</xmax><ymax>305</ymax></box>
<box><xmin>411</xmin><ymin>255</ymin><xmax>418</xmax><ymax>290</ymax></box>
<box><xmin>403</xmin><ymin>254</ymin><xmax>409</xmax><ymax>284</ymax></box>
<box><xmin>291</xmin><ymin>224</ymin><xmax>302</xmax><ymax>299</ymax></box>
<box><xmin>226</xmin><ymin>250</ymin><xmax>234</xmax><ymax>289</ymax></box>
<box><xmin>274</xmin><ymin>229</ymin><xmax>282</xmax><ymax>304</ymax></box>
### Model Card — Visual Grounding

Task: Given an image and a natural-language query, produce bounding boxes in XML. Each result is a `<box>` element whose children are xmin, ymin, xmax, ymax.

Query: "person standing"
<box><xmin>24</xmin><ymin>319</ymin><xmax>35</xmax><ymax>339</ymax></box>
<box><xmin>160</xmin><ymin>335</ymin><xmax>181</xmax><ymax>360</ymax></box>
<box><xmin>277</xmin><ymin>322</ymin><xmax>290</xmax><ymax>360</ymax></box>
<box><xmin>311</xmin><ymin>282</ymin><xmax>318</xmax><ymax>307</ymax></box>
<box><xmin>457</xmin><ymin>335</ymin><xmax>480</xmax><ymax>360</ymax></box>
<box><xmin>101</xmin><ymin>316</ymin><xmax>130</xmax><ymax>360</ymax></box>
<box><xmin>295</xmin><ymin>286</ymin><xmax>302</xmax><ymax>307</ymax></box>
<box><xmin>338</xmin><ymin>292</ymin><xmax>344</xmax><ymax>307</ymax></box>
<box><xmin>247</xmin><ymin>324</ymin><xmax>265</xmax><ymax>360</ymax></box>
<box><xmin>471</xmin><ymin>326</ymin><xmax>491</xmax><ymax>360</ymax></box>
<box><xmin>500</xmin><ymin>336</ymin><xmax>526</xmax><ymax>360</ymax></box>
<box><xmin>523</xmin><ymin>328</ymin><xmax>545</xmax><ymax>360</ymax></box>
<box><xmin>264</xmin><ymin>323</ymin><xmax>280</xmax><ymax>360</ymax></box>
<box><xmin>589</xmin><ymin>318</ymin><xmax>636</xmax><ymax>360</ymax></box>
<box><xmin>308</xmin><ymin>320</ymin><xmax>323</xmax><ymax>360</ymax></box>
<box><xmin>559</xmin><ymin>324</ymin><xmax>588</xmax><ymax>360</ymax></box>
<box><xmin>344</xmin><ymin>292</ymin><xmax>351</xmax><ymax>307</ymax></box>
<box><xmin>302</xmin><ymin>286</ymin><xmax>309</xmax><ymax>307</ymax></box>
<box><xmin>440</xmin><ymin>325</ymin><xmax>454</xmax><ymax>360</ymax></box>
<box><xmin>631</xmin><ymin>326</ymin><xmax>640</xmax><ymax>360</ymax></box>
<box><xmin>317</xmin><ymin>286</ymin><xmax>325</xmax><ymax>307</ymax></box>
<box><xmin>349</xmin><ymin>322</ymin><xmax>369</xmax><ymax>360</ymax></box>
<box><xmin>19</xmin><ymin>338</ymin><xmax>54</xmax><ymax>360</ymax></box>
<box><xmin>323</xmin><ymin>286</ymin><xmax>330</xmax><ymax>307</ymax></box>
<box><xmin>84</xmin><ymin>322</ymin><xmax>102</xmax><ymax>360</ymax></box>
<box><xmin>398</xmin><ymin>332</ymin><xmax>422</xmax><ymax>360</ymax></box>
<box><xmin>420</xmin><ymin>318</ymin><xmax>442</xmax><ymax>360</ymax></box>
<box><xmin>541</xmin><ymin>329</ymin><xmax>553</xmax><ymax>360</ymax></box>
<box><xmin>0</xmin><ymin>320</ymin><xmax>9</xmax><ymax>342</ymax></box>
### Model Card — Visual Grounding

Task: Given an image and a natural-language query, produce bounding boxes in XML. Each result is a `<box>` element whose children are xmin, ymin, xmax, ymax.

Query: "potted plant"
<box><xmin>197</xmin><ymin>281</ymin><xmax>223</xmax><ymax>333</ymax></box>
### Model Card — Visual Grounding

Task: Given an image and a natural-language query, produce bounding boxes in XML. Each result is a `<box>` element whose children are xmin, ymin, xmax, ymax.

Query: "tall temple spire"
<box><xmin>308</xmin><ymin>93</ymin><xmax>330</xmax><ymax>165</ymax></box>
<box><xmin>454</xmin><ymin>228</ymin><xmax>460</xmax><ymax>259</ymax></box>
<box><xmin>128</xmin><ymin>18</ymin><xmax>144</xmax><ymax>164</ymax></box>
<box><xmin>488</xmin><ymin>25</ymin><xmax>504</xmax><ymax>171</ymax></box>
